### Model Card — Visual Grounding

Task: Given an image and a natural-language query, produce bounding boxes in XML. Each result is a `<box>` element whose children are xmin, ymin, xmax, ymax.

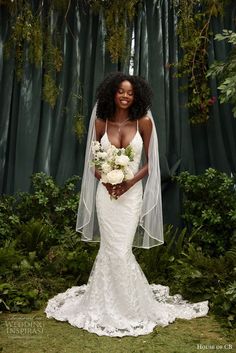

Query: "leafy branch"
<box><xmin>172</xmin><ymin>0</ymin><xmax>230</xmax><ymax>124</ymax></box>
<box><xmin>207</xmin><ymin>29</ymin><xmax>236</xmax><ymax>117</ymax></box>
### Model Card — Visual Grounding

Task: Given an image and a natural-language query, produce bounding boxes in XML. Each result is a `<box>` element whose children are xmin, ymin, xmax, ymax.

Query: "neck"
<box><xmin>113</xmin><ymin>108</ymin><xmax>129</xmax><ymax>122</ymax></box>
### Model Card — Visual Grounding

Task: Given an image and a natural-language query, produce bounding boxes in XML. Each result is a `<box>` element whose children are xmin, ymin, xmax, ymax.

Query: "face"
<box><xmin>114</xmin><ymin>80</ymin><xmax>134</xmax><ymax>109</ymax></box>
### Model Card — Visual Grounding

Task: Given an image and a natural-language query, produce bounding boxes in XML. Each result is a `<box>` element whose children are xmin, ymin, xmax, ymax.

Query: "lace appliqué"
<box><xmin>45</xmin><ymin>251</ymin><xmax>209</xmax><ymax>337</ymax></box>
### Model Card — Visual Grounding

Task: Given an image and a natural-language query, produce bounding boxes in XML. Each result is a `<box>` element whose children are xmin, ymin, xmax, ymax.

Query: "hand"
<box><xmin>103</xmin><ymin>180</ymin><xmax>134</xmax><ymax>199</ymax></box>
<box><xmin>102</xmin><ymin>182</ymin><xmax>115</xmax><ymax>197</ymax></box>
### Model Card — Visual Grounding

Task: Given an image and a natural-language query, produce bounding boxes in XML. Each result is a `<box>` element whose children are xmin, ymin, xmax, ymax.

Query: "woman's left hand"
<box><xmin>110</xmin><ymin>180</ymin><xmax>134</xmax><ymax>199</ymax></box>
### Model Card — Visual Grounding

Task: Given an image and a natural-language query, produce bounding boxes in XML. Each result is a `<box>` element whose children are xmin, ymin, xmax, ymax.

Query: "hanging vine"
<box><xmin>3</xmin><ymin>2</ymin><xmax>43</xmax><ymax>80</ymax></box>
<box><xmin>2</xmin><ymin>0</ymin><xmax>234</xmax><ymax>125</ymax></box>
<box><xmin>1</xmin><ymin>0</ymin><xmax>139</xmax><ymax>112</ymax></box>
<box><xmin>89</xmin><ymin>0</ymin><xmax>140</xmax><ymax>63</ymax></box>
<box><xmin>2</xmin><ymin>0</ymin><xmax>64</xmax><ymax>108</ymax></box>
<box><xmin>172</xmin><ymin>0</ymin><xmax>230</xmax><ymax>124</ymax></box>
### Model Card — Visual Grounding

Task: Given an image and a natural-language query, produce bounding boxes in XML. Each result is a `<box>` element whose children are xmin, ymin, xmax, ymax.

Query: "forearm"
<box><xmin>129</xmin><ymin>163</ymin><xmax>148</xmax><ymax>187</ymax></box>
<box><xmin>103</xmin><ymin>164</ymin><xmax>149</xmax><ymax>198</ymax></box>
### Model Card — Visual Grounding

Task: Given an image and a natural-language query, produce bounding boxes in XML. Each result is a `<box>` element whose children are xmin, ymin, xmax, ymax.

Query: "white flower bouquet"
<box><xmin>91</xmin><ymin>141</ymin><xmax>135</xmax><ymax>186</ymax></box>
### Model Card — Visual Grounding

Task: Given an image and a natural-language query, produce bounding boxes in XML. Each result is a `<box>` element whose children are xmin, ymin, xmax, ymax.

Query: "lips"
<box><xmin>120</xmin><ymin>99</ymin><xmax>129</xmax><ymax>105</ymax></box>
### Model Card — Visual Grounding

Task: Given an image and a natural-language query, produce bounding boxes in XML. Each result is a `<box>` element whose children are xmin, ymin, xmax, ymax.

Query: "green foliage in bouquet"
<box><xmin>125</xmin><ymin>145</ymin><xmax>135</xmax><ymax>161</ymax></box>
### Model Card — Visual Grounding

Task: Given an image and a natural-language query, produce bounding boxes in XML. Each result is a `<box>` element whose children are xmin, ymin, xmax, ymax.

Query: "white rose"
<box><xmin>115</xmin><ymin>155</ymin><xmax>129</xmax><ymax>166</ymax></box>
<box><xmin>91</xmin><ymin>141</ymin><xmax>100</xmax><ymax>153</ymax></box>
<box><xmin>101</xmin><ymin>162</ymin><xmax>112</xmax><ymax>174</ymax></box>
<box><xmin>97</xmin><ymin>151</ymin><xmax>108</xmax><ymax>159</ymax></box>
<box><xmin>124</xmin><ymin>167</ymin><xmax>134</xmax><ymax>180</ymax></box>
<box><xmin>106</xmin><ymin>169</ymin><xmax>124</xmax><ymax>185</ymax></box>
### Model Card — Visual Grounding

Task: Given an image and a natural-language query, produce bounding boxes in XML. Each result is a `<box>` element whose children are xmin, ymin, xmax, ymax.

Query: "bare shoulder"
<box><xmin>138</xmin><ymin>115</ymin><xmax>152</xmax><ymax>132</ymax></box>
<box><xmin>95</xmin><ymin>118</ymin><xmax>106</xmax><ymax>140</ymax></box>
<box><xmin>95</xmin><ymin>117</ymin><xmax>105</xmax><ymax>128</ymax></box>
<box><xmin>95</xmin><ymin>118</ymin><xmax>105</xmax><ymax>132</ymax></box>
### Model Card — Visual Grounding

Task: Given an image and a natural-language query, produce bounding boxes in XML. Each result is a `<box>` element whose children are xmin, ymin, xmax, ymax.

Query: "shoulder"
<box><xmin>138</xmin><ymin>115</ymin><xmax>152</xmax><ymax>131</ymax></box>
<box><xmin>95</xmin><ymin>118</ymin><xmax>106</xmax><ymax>139</ymax></box>
<box><xmin>95</xmin><ymin>118</ymin><xmax>106</xmax><ymax>131</ymax></box>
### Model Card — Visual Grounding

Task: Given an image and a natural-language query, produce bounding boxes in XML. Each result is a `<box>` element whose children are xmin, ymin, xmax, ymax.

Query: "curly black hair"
<box><xmin>96</xmin><ymin>72</ymin><xmax>153</xmax><ymax>120</ymax></box>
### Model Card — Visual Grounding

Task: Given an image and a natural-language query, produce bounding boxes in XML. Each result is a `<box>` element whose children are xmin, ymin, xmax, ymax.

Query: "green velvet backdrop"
<box><xmin>0</xmin><ymin>0</ymin><xmax>236</xmax><ymax>226</ymax></box>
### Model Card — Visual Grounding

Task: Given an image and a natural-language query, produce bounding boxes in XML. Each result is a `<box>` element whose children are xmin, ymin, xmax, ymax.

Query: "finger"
<box><xmin>120</xmin><ymin>188</ymin><xmax>126</xmax><ymax>195</ymax></box>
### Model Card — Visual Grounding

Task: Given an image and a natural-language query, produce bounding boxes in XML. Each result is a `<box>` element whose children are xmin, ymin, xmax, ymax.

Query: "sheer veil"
<box><xmin>76</xmin><ymin>103</ymin><xmax>164</xmax><ymax>249</ymax></box>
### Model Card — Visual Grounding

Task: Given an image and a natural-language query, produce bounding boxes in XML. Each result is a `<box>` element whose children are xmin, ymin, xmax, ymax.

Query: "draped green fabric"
<box><xmin>0</xmin><ymin>1</ymin><xmax>236</xmax><ymax>227</ymax></box>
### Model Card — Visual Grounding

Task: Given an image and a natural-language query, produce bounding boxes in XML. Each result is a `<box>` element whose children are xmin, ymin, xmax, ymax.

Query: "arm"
<box><xmin>94</xmin><ymin>118</ymin><xmax>114</xmax><ymax>196</ymax></box>
<box><xmin>94</xmin><ymin>118</ymin><xmax>104</xmax><ymax>182</ymax></box>
<box><xmin>128</xmin><ymin>116</ymin><xmax>152</xmax><ymax>186</ymax></box>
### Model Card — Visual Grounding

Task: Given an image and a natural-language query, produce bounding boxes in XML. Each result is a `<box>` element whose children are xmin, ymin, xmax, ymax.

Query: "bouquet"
<box><xmin>91</xmin><ymin>141</ymin><xmax>135</xmax><ymax>187</ymax></box>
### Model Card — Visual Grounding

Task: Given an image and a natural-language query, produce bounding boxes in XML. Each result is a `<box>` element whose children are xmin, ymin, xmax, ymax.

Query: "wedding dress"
<box><xmin>45</xmin><ymin>120</ymin><xmax>209</xmax><ymax>337</ymax></box>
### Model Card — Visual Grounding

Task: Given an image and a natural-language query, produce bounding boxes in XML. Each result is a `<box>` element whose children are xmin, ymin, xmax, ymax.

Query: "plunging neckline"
<box><xmin>102</xmin><ymin>130</ymin><xmax>140</xmax><ymax>149</ymax></box>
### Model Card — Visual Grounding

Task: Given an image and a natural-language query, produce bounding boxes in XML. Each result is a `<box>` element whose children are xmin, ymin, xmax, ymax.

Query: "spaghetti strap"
<box><xmin>105</xmin><ymin>119</ymin><xmax>108</xmax><ymax>133</ymax></box>
<box><xmin>137</xmin><ymin>119</ymin><xmax>139</xmax><ymax>132</ymax></box>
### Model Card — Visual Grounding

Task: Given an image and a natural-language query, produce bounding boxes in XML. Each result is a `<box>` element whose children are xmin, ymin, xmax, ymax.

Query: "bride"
<box><xmin>45</xmin><ymin>72</ymin><xmax>209</xmax><ymax>337</ymax></box>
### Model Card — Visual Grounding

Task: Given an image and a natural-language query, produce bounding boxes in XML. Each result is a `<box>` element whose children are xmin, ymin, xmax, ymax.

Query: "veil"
<box><xmin>76</xmin><ymin>103</ymin><xmax>164</xmax><ymax>249</ymax></box>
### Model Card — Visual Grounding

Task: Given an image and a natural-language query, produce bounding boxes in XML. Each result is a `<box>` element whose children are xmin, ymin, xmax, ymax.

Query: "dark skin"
<box><xmin>95</xmin><ymin>80</ymin><xmax>152</xmax><ymax>199</ymax></box>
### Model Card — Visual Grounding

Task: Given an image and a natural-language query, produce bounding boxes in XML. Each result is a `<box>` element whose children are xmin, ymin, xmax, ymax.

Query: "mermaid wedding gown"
<box><xmin>45</xmin><ymin>122</ymin><xmax>209</xmax><ymax>337</ymax></box>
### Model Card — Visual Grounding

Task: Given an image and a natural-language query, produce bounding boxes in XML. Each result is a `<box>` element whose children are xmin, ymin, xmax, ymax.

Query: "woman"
<box><xmin>45</xmin><ymin>72</ymin><xmax>208</xmax><ymax>337</ymax></box>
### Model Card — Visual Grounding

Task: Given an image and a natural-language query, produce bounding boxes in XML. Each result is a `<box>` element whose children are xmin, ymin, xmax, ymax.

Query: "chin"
<box><xmin>118</xmin><ymin>103</ymin><xmax>132</xmax><ymax>110</ymax></box>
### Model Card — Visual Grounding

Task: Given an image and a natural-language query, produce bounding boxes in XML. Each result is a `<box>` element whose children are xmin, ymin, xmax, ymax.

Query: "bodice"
<box><xmin>100</xmin><ymin>130</ymin><xmax>143</xmax><ymax>174</ymax></box>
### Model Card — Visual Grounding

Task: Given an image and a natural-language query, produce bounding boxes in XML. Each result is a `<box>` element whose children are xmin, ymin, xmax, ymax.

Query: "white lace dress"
<box><xmin>45</xmin><ymin>124</ymin><xmax>209</xmax><ymax>337</ymax></box>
